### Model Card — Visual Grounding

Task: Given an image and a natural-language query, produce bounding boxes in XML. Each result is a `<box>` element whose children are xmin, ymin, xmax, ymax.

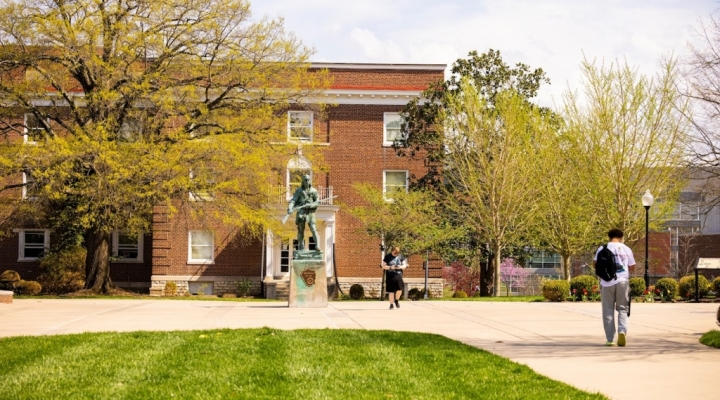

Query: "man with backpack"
<box><xmin>594</xmin><ymin>228</ymin><xmax>636</xmax><ymax>347</ymax></box>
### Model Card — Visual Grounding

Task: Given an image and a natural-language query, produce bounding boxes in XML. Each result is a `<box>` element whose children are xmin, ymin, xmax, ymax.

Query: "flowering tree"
<box><xmin>442</xmin><ymin>261</ymin><xmax>481</xmax><ymax>296</ymax></box>
<box><xmin>499</xmin><ymin>258</ymin><xmax>530</xmax><ymax>296</ymax></box>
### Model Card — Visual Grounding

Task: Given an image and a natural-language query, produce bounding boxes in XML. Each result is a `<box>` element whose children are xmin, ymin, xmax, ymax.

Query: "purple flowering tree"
<box><xmin>499</xmin><ymin>258</ymin><xmax>531</xmax><ymax>296</ymax></box>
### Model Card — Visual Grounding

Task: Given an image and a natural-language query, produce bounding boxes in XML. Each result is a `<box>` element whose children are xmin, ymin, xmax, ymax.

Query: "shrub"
<box><xmin>443</xmin><ymin>261</ymin><xmax>480</xmax><ymax>296</ymax></box>
<box><xmin>717</xmin><ymin>305</ymin><xmax>719</xmax><ymax>327</ymax></box>
<box><xmin>164</xmin><ymin>281</ymin><xmax>177</xmax><ymax>296</ymax></box>
<box><xmin>679</xmin><ymin>275</ymin><xmax>710</xmax><ymax>299</ymax></box>
<box><xmin>408</xmin><ymin>288</ymin><xmax>422</xmax><ymax>300</ymax></box>
<box><xmin>235</xmin><ymin>278</ymin><xmax>252</xmax><ymax>297</ymax></box>
<box><xmin>542</xmin><ymin>280</ymin><xmax>570</xmax><ymax>302</ymax></box>
<box><xmin>349</xmin><ymin>284</ymin><xmax>365</xmax><ymax>300</ymax></box>
<box><xmin>452</xmin><ymin>290</ymin><xmax>468</xmax><ymax>298</ymax></box>
<box><xmin>15</xmin><ymin>280</ymin><xmax>42</xmax><ymax>295</ymax></box>
<box><xmin>569</xmin><ymin>275</ymin><xmax>597</xmax><ymax>300</ymax></box>
<box><xmin>0</xmin><ymin>269</ymin><xmax>21</xmax><ymax>283</ymax></box>
<box><xmin>37</xmin><ymin>247</ymin><xmax>86</xmax><ymax>294</ymax></box>
<box><xmin>713</xmin><ymin>277</ymin><xmax>720</xmax><ymax>296</ymax></box>
<box><xmin>655</xmin><ymin>278</ymin><xmax>679</xmax><ymax>301</ymax></box>
<box><xmin>629</xmin><ymin>277</ymin><xmax>646</xmax><ymax>298</ymax></box>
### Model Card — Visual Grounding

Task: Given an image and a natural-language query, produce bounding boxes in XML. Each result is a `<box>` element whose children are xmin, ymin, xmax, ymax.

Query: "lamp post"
<box><xmin>642</xmin><ymin>190</ymin><xmax>654</xmax><ymax>288</ymax></box>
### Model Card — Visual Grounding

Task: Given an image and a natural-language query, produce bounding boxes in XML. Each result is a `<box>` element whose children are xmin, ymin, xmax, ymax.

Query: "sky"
<box><xmin>251</xmin><ymin>0</ymin><xmax>719</xmax><ymax>107</ymax></box>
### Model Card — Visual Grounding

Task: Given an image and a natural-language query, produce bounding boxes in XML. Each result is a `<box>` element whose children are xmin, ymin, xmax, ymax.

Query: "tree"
<box><xmin>530</xmin><ymin>112</ymin><xmax>600</xmax><ymax>281</ymax></box>
<box><xmin>398</xmin><ymin>50</ymin><xmax>549</xmax><ymax>296</ymax></box>
<box><xmin>682</xmin><ymin>13</ymin><xmax>720</xmax><ymax>206</ymax></box>
<box><xmin>439</xmin><ymin>81</ymin><xmax>548</xmax><ymax>296</ymax></box>
<box><xmin>346</xmin><ymin>183</ymin><xmax>456</xmax><ymax>257</ymax></box>
<box><xmin>562</xmin><ymin>57</ymin><xmax>689</xmax><ymax>243</ymax></box>
<box><xmin>0</xmin><ymin>0</ymin><xmax>328</xmax><ymax>293</ymax></box>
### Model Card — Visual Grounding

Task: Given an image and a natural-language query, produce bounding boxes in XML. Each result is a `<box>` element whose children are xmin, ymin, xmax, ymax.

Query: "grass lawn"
<box><xmin>699</xmin><ymin>330</ymin><xmax>720</xmax><ymax>348</ymax></box>
<box><xmin>0</xmin><ymin>329</ymin><xmax>605</xmax><ymax>400</ymax></box>
<box><xmin>436</xmin><ymin>295</ymin><xmax>545</xmax><ymax>302</ymax></box>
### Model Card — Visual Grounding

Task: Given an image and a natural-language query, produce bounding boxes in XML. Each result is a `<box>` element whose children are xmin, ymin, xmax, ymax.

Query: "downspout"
<box><xmin>333</xmin><ymin>243</ymin><xmax>344</xmax><ymax>296</ymax></box>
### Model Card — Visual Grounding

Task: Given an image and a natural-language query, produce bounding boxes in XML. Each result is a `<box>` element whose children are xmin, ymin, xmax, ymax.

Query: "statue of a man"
<box><xmin>287</xmin><ymin>174</ymin><xmax>320</xmax><ymax>252</ymax></box>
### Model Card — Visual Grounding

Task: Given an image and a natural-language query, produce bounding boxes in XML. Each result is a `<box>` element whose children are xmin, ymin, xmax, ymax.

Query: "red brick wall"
<box><xmin>152</xmin><ymin>205</ymin><xmax>263</xmax><ymax>278</ymax></box>
<box><xmin>0</xmin><ymin>234</ymin><xmax>40</xmax><ymax>280</ymax></box>
<box><xmin>324</xmin><ymin>104</ymin><xmax>429</xmax><ymax>279</ymax></box>
<box><xmin>314</xmin><ymin>67</ymin><xmax>442</xmax><ymax>90</ymax></box>
<box><xmin>629</xmin><ymin>232</ymin><xmax>672</xmax><ymax>276</ymax></box>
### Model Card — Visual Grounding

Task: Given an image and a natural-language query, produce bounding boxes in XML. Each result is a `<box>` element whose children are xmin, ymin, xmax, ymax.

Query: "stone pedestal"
<box><xmin>0</xmin><ymin>290</ymin><xmax>13</xmax><ymax>304</ymax></box>
<box><xmin>289</xmin><ymin>251</ymin><xmax>327</xmax><ymax>308</ymax></box>
<box><xmin>264</xmin><ymin>276</ymin><xmax>277</xmax><ymax>299</ymax></box>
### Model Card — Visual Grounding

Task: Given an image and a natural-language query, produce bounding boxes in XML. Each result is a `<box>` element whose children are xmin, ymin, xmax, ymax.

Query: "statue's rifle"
<box><xmin>281</xmin><ymin>196</ymin><xmax>337</xmax><ymax>224</ymax></box>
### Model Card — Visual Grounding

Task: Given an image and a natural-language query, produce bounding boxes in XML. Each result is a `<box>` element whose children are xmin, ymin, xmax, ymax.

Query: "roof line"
<box><xmin>310</xmin><ymin>62</ymin><xmax>447</xmax><ymax>71</ymax></box>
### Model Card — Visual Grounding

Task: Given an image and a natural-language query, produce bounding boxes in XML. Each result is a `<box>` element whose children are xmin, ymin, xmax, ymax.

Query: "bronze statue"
<box><xmin>286</xmin><ymin>174</ymin><xmax>320</xmax><ymax>253</ymax></box>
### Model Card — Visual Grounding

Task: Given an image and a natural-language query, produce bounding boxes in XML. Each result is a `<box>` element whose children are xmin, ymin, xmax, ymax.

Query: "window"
<box><xmin>383</xmin><ymin>113</ymin><xmax>404</xmax><ymax>146</ymax></box>
<box><xmin>286</xmin><ymin>157</ymin><xmax>311</xmax><ymax>200</ymax></box>
<box><xmin>119</xmin><ymin>117</ymin><xmax>143</xmax><ymax>141</ymax></box>
<box><xmin>22</xmin><ymin>171</ymin><xmax>38</xmax><ymax>200</ymax></box>
<box><xmin>383</xmin><ymin>170</ymin><xmax>408</xmax><ymax>199</ymax></box>
<box><xmin>112</xmin><ymin>232</ymin><xmax>143</xmax><ymax>262</ymax></box>
<box><xmin>288</xmin><ymin>111</ymin><xmax>313</xmax><ymax>141</ymax></box>
<box><xmin>24</xmin><ymin>113</ymin><xmax>46</xmax><ymax>144</ymax></box>
<box><xmin>18</xmin><ymin>229</ymin><xmax>49</xmax><ymax>261</ymax></box>
<box><xmin>189</xmin><ymin>167</ymin><xmax>215</xmax><ymax>201</ymax></box>
<box><xmin>188</xmin><ymin>231</ymin><xmax>214</xmax><ymax>263</ymax></box>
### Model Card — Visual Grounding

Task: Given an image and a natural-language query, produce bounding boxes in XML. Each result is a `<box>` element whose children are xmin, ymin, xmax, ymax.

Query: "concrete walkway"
<box><xmin>2</xmin><ymin>299</ymin><xmax>718</xmax><ymax>399</ymax></box>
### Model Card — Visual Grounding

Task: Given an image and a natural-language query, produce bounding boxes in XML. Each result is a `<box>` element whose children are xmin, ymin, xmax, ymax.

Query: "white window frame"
<box><xmin>188</xmin><ymin>168</ymin><xmax>215</xmax><ymax>202</ymax></box>
<box><xmin>188</xmin><ymin>230</ymin><xmax>214</xmax><ymax>264</ymax></box>
<box><xmin>383</xmin><ymin>170</ymin><xmax>408</xmax><ymax>200</ymax></box>
<box><xmin>24</xmin><ymin>113</ymin><xmax>46</xmax><ymax>145</ymax></box>
<box><xmin>383</xmin><ymin>112</ymin><xmax>404</xmax><ymax>146</ymax></box>
<box><xmin>111</xmin><ymin>231</ymin><xmax>144</xmax><ymax>263</ymax></box>
<box><xmin>21</xmin><ymin>172</ymin><xmax>37</xmax><ymax>201</ymax></box>
<box><xmin>288</xmin><ymin>111</ymin><xmax>313</xmax><ymax>142</ymax></box>
<box><xmin>18</xmin><ymin>229</ymin><xmax>49</xmax><ymax>261</ymax></box>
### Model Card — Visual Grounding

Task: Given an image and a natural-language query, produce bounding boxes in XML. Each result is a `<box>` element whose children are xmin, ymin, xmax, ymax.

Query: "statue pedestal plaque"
<box><xmin>289</xmin><ymin>250</ymin><xmax>327</xmax><ymax>308</ymax></box>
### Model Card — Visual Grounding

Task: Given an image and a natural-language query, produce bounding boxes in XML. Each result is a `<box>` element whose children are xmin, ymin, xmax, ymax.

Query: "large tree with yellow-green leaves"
<box><xmin>0</xmin><ymin>0</ymin><xmax>329</xmax><ymax>293</ymax></box>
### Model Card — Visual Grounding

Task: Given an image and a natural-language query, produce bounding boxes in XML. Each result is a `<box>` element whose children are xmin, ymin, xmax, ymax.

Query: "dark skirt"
<box><xmin>386</xmin><ymin>271</ymin><xmax>405</xmax><ymax>293</ymax></box>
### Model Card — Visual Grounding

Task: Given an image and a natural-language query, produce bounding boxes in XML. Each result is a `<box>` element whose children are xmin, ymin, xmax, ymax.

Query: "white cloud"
<box><xmin>349</xmin><ymin>28</ymin><xmax>405</xmax><ymax>61</ymax></box>
<box><xmin>252</xmin><ymin>0</ymin><xmax>718</xmax><ymax>106</ymax></box>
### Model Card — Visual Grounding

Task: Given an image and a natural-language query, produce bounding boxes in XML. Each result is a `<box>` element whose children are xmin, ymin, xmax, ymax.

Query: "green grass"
<box><xmin>699</xmin><ymin>330</ymin><xmax>720</xmax><ymax>348</ymax></box>
<box><xmin>0</xmin><ymin>329</ymin><xmax>605</xmax><ymax>400</ymax></box>
<box><xmin>436</xmin><ymin>295</ymin><xmax>545</xmax><ymax>302</ymax></box>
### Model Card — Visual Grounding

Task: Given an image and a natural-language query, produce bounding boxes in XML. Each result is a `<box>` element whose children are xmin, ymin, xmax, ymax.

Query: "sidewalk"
<box><xmin>2</xmin><ymin>299</ymin><xmax>717</xmax><ymax>400</ymax></box>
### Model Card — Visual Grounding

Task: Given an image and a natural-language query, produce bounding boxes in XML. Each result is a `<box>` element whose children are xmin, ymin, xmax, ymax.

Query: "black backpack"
<box><xmin>595</xmin><ymin>245</ymin><xmax>619</xmax><ymax>282</ymax></box>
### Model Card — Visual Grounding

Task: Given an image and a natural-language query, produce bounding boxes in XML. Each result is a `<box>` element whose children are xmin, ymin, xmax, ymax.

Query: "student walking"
<box><xmin>594</xmin><ymin>228</ymin><xmax>636</xmax><ymax>347</ymax></box>
<box><xmin>382</xmin><ymin>246</ymin><xmax>407</xmax><ymax>310</ymax></box>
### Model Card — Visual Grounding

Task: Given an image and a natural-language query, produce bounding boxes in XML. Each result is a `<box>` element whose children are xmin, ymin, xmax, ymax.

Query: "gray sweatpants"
<box><xmin>601</xmin><ymin>281</ymin><xmax>629</xmax><ymax>342</ymax></box>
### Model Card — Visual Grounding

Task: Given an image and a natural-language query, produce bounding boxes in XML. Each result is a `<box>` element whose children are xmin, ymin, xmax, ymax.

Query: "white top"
<box><xmin>594</xmin><ymin>242</ymin><xmax>636</xmax><ymax>287</ymax></box>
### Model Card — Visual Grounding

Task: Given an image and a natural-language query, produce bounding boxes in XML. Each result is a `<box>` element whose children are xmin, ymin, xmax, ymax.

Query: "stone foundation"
<box><xmin>337</xmin><ymin>278</ymin><xmax>444</xmax><ymax>299</ymax></box>
<box><xmin>0</xmin><ymin>290</ymin><xmax>12</xmax><ymax>304</ymax></box>
<box><xmin>149</xmin><ymin>276</ymin><xmax>262</xmax><ymax>297</ymax></box>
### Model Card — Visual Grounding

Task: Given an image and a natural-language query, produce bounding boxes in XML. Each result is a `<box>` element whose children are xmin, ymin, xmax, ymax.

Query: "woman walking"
<box><xmin>382</xmin><ymin>246</ymin><xmax>407</xmax><ymax>310</ymax></box>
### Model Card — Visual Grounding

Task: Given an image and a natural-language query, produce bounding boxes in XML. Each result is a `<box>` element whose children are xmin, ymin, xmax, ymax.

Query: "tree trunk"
<box><xmin>479</xmin><ymin>249</ymin><xmax>493</xmax><ymax>296</ymax></box>
<box><xmin>83</xmin><ymin>229</ymin><xmax>114</xmax><ymax>293</ymax></box>
<box><xmin>492</xmin><ymin>249</ymin><xmax>501</xmax><ymax>297</ymax></box>
<box><xmin>561</xmin><ymin>254</ymin><xmax>572</xmax><ymax>281</ymax></box>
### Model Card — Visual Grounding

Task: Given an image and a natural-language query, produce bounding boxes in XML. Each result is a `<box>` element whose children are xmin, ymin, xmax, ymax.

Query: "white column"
<box><xmin>325</xmin><ymin>218</ymin><xmax>335</xmax><ymax>277</ymax></box>
<box><xmin>265</xmin><ymin>230</ymin><xmax>274</xmax><ymax>280</ymax></box>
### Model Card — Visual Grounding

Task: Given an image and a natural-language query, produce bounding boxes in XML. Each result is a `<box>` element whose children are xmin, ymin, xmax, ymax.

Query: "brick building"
<box><xmin>0</xmin><ymin>63</ymin><xmax>447</xmax><ymax>298</ymax></box>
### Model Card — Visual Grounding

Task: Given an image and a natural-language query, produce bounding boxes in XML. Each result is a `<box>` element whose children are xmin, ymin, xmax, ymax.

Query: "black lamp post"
<box><xmin>642</xmin><ymin>190</ymin><xmax>654</xmax><ymax>288</ymax></box>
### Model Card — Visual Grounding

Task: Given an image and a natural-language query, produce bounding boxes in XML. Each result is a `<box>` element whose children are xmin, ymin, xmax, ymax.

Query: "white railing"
<box><xmin>269</xmin><ymin>186</ymin><xmax>334</xmax><ymax>205</ymax></box>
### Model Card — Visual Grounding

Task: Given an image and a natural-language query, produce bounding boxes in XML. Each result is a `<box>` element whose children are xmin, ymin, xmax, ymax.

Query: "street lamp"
<box><xmin>642</xmin><ymin>190</ymin><xmax>654</xmax><ymax>288</ymax></box>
